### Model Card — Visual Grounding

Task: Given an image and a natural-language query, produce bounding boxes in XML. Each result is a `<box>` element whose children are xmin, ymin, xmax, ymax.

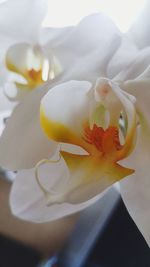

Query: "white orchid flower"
<box><xmin>37</xmin><ymin>77</ymin><xmax>136</xmax><ymax>207</ymax></box>
<box><xmin>0</xmin><ymin>0</ymin><xmax>65</xmax><ymax>102</ymax></box>
<box><xmin>9</xmin><ymin>67</ymin><xmax>150</xmax><ymax>247</ymax></box>
<box><xmin>1</xmin><ymin>12</ymin><xmax>150</xmax><ymax>247</ymax></box>
<box><xmin>0</xmin><ymin>0</ymin><xmax>47</xmax><ymax>110</ymax></box>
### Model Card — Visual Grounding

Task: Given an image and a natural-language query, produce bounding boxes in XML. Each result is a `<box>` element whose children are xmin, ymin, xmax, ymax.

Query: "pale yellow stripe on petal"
<box><xmin>60</xmin><ymin>151</ymin><xmax>134</xmax><ymax>204</ymax></box>
<box><xmin>40</xmin><ymin>106</ymin><xmax>84</xmax><ymax>147</ymax></box>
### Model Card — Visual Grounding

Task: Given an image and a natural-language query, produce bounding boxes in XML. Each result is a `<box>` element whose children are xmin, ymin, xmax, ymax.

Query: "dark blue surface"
<box><xmin>85</xmin><ymin>199</ymin><xmax>150</xmax><ymax>267</ymax></box>
<box><xmin>0</xmin><ymin>234</ymin><xmax>41</xmax><ymax>267</ymax></box>
<box><xmin>57</xmin><ymin>189</ymin><xmax>150</xmax><ymax>267</ymax></box>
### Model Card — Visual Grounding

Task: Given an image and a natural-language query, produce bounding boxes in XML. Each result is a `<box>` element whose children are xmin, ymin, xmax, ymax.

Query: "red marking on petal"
<box><xmin>102</xmin><ymin>126</ymin><xmax>122</xmax><ymax>154</ymax></box>
<box><xmin>84</xmin><ymin>124</ymin><xmax>122</xmax><ymax>155</ymax></box>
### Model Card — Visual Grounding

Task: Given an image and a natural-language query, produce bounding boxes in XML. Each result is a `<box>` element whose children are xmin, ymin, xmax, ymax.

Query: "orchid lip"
<box><xmin>34</xmin><ymin>156</ymin><xmax>68</xmax><ymax>205</ymax></box>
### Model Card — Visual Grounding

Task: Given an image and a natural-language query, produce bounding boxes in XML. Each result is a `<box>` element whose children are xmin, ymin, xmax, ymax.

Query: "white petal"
<box><xmin>0</xmin><ymin>110</ymin><xmax>11</xmax><ymax>136</ymax></box>
<box><xmin>6</xmin><ymin>43</ymin><xmax>33</xmax><ymax>74</ymax></box>
<box><xmin>120</xmin><ymin>79</ymin><xmax>150</xmax><ymax>247</ymax></box>
<box><xmin>117</xmin><ymin>79</ymin><xmax>149</xmax><ymax>247</ymax></box>
<box><xmin>107</xmin><ymin>36</ymin><xmax>138</xmax><ymax>79</ymax></box>
<box><xmin>0</xmin><ymin>90</ymin><xmax>15</xmax><ymax>111</ymax></box>
<box><xmin>0</xmin><ymin>0</ymin><xmax>47</xmax><ymax>43</ymax></box>
<box><xmin>128</xmin><ymin>0</ymin><xmax>150</xmax><ymax>48</ymax></box>
<box><xmin>121</xmin><ymin>79</ymin><xmax>150</xmax><ymax>127</ymax></box>
<box><xmin>0</xmin><ymin>35</ymin><xmax>13</xmax><ymax>86</ymax></box>
<box><xmin>3</xmin><ymin>81</ymin><xmax>31</xmax><ymax>102</ymax></box>
<box><xmin>0</xmin><ymin>0</ymin><xmax>47</xmax><ymax>88</ymax></box>
<box><xmin>0</xmin><ymin>82</ymin><xmax>57</xmax><ymax>170</ymax></box>
<box><xmin>10</xmin><ymin>160</ymin><xmax>103</xmax><ymax>223</ymax></box>
<box><xmin>51</xmin><ymin>13</ymin><xmax>122</xmax><ymax>81</ymax></box>
<box><xmin>120</xmin><ymin>132</ymin><xmax>150</xmax><ymax>247</ymax></box>
<box><xmin>40</xmin><ymin>26</ymin><xmax>73</xmax><ymax>47</ymax></box>
<box><xmin>41</xmin><ymin>80</ymin><xmax>92</xmax><ymax>138</ymax></box>
<box><xmin>115</xmin><ymin>47</ymin><xmax>150</xmax><ymax>81</ymax></box>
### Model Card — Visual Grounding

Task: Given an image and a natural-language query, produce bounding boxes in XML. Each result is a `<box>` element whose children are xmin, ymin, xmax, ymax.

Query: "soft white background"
<box><xmin>44</xmin><ymin>0</ymin><xmax>145</xmax><ymax>32</ymax></box>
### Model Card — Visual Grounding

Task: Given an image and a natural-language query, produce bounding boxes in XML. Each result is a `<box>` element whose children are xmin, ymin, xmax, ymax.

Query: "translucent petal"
<box><xmin>127</xmin><ymin>0</ymin><xmax>150</xmax><ymax>49</ymax></box>
<box><xmin>0</xmin><ymin>0</ymin><xmax>47</xmax><ymax>43</ymax></box>
<box><xmin>120</xmin><ymin>79</ymin><xmax>150</xmax><ymax>247</ymax></box>
<box><xmin>10</xmin><ymin>160</ymin><xmax>104</xmax><ymax>223</ymax></box>
<box><xmin>52</xmin><ymin>13</ymin><xmax>122</xmax><ymax>81</ymax></box>
<box><xmin>0</xmin><ymin>83</ymin><xmax>57</xmax><ymax>170</ymax></box>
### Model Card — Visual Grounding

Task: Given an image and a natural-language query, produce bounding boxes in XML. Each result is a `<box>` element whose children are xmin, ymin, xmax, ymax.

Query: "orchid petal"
<box><xmin>0</xmin><ymin>83</ymin><xmax>57</xmax><ymax>170</ymax></box>
<box><xmin>60</xmin><ymin>150</ymin><xmax>132</xmax><ymax>204</ymax></box>
<box><xmin>0</xmin><ymin>0</ymin><xmax>47</xmax><ymax>43</ymax></box>
<box><xmin>107</xmin><ymin>36</ymin><xmax>138</xmax><ymax>79</ymax></box>
<box><xmin>10</xmin><ymin>159</ymin><xmax>104</xmax><ymax>223</ymax></box>
<box><xmin>6</xmin><ymin>43</ymin><xmax>32</xmax><ymax>75</ymax></box>
<box><xmin>0</xmin><ymin>90</ymin><xmax>15</xmax><ymax>111</ymax></box>
<box><xmin>40</xmin><ymin>26</ymin><xmax>73</xmax><ymax>48</ymax></box>
<box><xmin>0</xmin><ymin>35</ymin><xmax>14</xmax><ymax>87</ymax></box>
<box><xmin>0</xmin><ymin>0</ymin><xmax>48</xmax><ymax>91</ymax></box>
<box><xmin>119</xmin><ymin>79</ymin><xmax>150</xmax><ymax>247</ymax></box>
<box><xmin>115</xmin><ymin>47</ymin><xmax>150</xmax><ymax>81</ymax></box>
<box><xmin>51</xmin><ymin>13</ymin><xmax>122</xmax><ymax>81</ymax></box>
<box><xmin>127</xmin><ymin>0</ymin><xmax>150</xmax><ymax>49</ymax></box>
<box><xmin>41</xmin><ymin>80</ymin><xmax>92</xmax><ymax>147</ymax></box>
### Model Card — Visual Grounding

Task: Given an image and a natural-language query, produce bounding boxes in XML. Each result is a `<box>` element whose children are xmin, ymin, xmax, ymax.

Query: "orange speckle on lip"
<box><xmin>28</xmin><ymin>69</ymin><xmax>43</xmax><ymax>83</ymax></box>
<box><xmin>84</xmin><ymin>124</ymin><xmax>122</xmax><ymax>155</ymax></box>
